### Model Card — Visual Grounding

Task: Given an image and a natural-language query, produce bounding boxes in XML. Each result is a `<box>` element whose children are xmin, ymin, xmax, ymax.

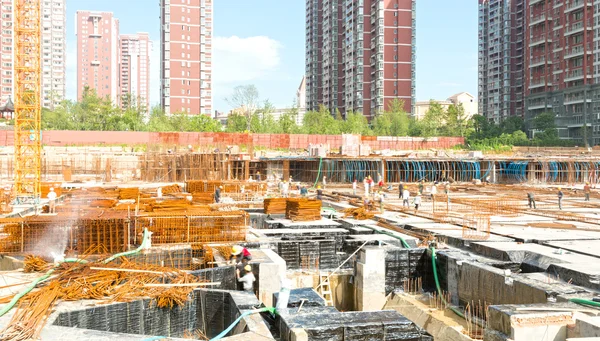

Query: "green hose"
<box><xmin>312</xmin><ymin>157</ymin><xmax>323</xmax><ymax>189</ymax></box>
<box><xmin>0</xmin><ymin>228</ymin><xmax>150</xmax><ymax>317</ymax></box>
<box><xmin>570</xmin><ymin>298</ymin><xmax>600</xmax><ymax>308</ymax></box>
<box><xmin>103</xmin><ymin>228</ymin><xmax>150</xmax><ymax>264</ymax></box>
<box><xmin>430</xmin><ymin>247</ymin><xmax>465</xmax><ymax>318</ymax></box>
<box><xmin>360</xmin><ymin>225</ymin><xmax>411</xmax><ymax>249</ymax></box>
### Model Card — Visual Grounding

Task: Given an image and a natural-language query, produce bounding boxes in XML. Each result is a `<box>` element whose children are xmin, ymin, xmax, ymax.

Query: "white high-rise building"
<box><xmin>0</xmin><ymin>0</ymin><xmax>66</xmax><ymax>108</ymax></box>
<box><xmin>119</xmin><ymin>33</ymin><xmax>151</xmax><ymax>112</ymax></box>
<box><xmin>41</xmin><ymin>0</ymin><xmax>66</xmax><ymax>108</ymax></box>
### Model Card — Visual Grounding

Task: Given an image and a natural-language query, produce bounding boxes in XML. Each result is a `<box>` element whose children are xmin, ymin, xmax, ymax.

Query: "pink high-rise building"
<box><xmin>75</xmin><ymin>11</ymin><xmax>119</xmax><ymax>103</ymax></box>
<box><xmin>160</xmin><ymin>0</ymin><xmax>213</xmax><ymax>115</ymax></box>
<box><xmin>0</xmin><ymin>0</ymin><xmax>14</xmax><ymax>105</ymax></box>
<box><xmin>119</xmin><ymin>33</ymin><xmax>151</xmax><ymax>111</ymax></box>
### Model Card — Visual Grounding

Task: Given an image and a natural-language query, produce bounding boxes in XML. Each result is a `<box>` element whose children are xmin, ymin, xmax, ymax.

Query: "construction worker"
<box><xmin>156</xmin><ymin>187</ymin><xmax>163</xmax><ymax>198</ymax></box>
<box><xmin>214</xmin><ymin>186</ymin><xmax>222</xmax><ymax>203</ymax></box>
<box><xmin>256</xmin><ymin>171</ymin><xmax>261</xmax><ymax>181</ymax></box>
<box><xmin>584</xmin><ymin>182</ymin><xmax>591</xmax><ymax>201</ymax></box>
<box><xmin>300</xmin><ymin>186</ymin><xmax>308</xmax><ymax>197</ymax></box>
<box><xmin>557</xmin><ymin>187</ymin><xmax>564</xmax><ymax>210</ymax></box>
<box><xmin>237</xmin><ymin>264</ymin><xmax>256</xmax><ymax>293</ymax></box>
<box><xmin>413</xmin><ymin>193</ymin><xmax>421</xmax><ymax>213</ymax></box>
<box><xmin>352</xmin><ymin>179</ymin><xmax>358</xmax><ymax>195</ymax></box>
<box><xmin>230</xmin><ymin>245</ymin><xmax>252</xmax><ymax>265</ymax></box>
<box><xmin>399</xmin><ymin>183</ymin><xmax>404</xmax><ymax>199</ymax></box>
<box><xmin>377</xmin><ymin>190</ymin><xmax>385</xmax><ymax>212</ymax></box>
<box><xmin>322</xmin><ymin>175</ymin><xmax>327</xmax><ymax>189</ymax></box>
<box><xmin>402</xmin><ymin>188</ymin><xmax>410</xmax><ymax>208</ymax></box>
<box><xmin>281</xmin><ymin>181</ymin><xmax>289</xmax><ymax>198</ymax></box>
<box><xmin>418</xmin><ymin>180</ymin><xmax>424</xmax><ymax>195</ymax></box>
<box><xmin>363</xmin><ymin>178</ymin><xmax>369</xmax><ymax>197</ymax></box>
<box><xmin>527</xmin><ymin>192</ymin><xmax>536</xmax><ymax>209</ymax></box>
<box><xmin>47</xmin><ymin>188</ymin><xmax>57</xmax><ymax>214</ymax></box>
<box><xmin>316</xmin><ymin>186</ymin><xmax>323</xmax><ymax>200</ymax></box>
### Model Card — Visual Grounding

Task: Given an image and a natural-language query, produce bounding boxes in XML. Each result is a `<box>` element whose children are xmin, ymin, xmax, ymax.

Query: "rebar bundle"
<box><xmin>0</xmin><ymin>259</ymin><xmax>204</xmax><ymax>341</ymax></box>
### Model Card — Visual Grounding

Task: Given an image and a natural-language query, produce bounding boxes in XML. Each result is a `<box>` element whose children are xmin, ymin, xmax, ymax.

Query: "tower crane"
<box><xmin>13</xmin><ymin>0</ymin><xmax>41</xmax><ymax>203</ymax></box>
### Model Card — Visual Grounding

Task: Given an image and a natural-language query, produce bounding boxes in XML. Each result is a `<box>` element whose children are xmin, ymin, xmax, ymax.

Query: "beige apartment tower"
<box><xmin>76</xmin><ymin>11</ymin><xmax>120</xmax><ymax>103</ymax></box>
<box><xmin>160</xmin><ymin>0</ymin><xmax>213</xmax><ymax>115</ymax></box>
<box><xmin>119</xmin><ymin>33</ymin><xmax>151</xmax><ymax>111</ymax></box>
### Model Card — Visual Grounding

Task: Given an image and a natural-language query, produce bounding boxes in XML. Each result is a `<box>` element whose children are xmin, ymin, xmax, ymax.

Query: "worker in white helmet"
<box><xmin>47</xmin><ymin>188</ymin><xmax>57</xmax><ymax>213</ymax></box>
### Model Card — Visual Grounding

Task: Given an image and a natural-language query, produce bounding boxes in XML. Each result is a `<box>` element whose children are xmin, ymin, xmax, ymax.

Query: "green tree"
<box><xmin>278</xmin><ymin>107</ymin><xmax>301</xmax><ymax>134</ymax></box>
<box><xmin>500</xmin><ymin>116</ymin><xmax>525</xmax><ymax>134</ymax></box>
<box><xmin>189</xmin><ymin>114</ymin><xmax>222</xmax><ymax>132</ymax></box>
<box><xmin>225</xmin><ymin>85</ymin><xmax>260</xmax><ymax>131</ymax></box>
<box><xmin>445</xmin><ymin>103</ymin><xmax>472</xmax><ymax>137</ymax></box>
<box><xmin>532</xmin><ymin>112</ymin><xmax>558</xmax><ymax>142</ymax></box>
<box><xmin>341</xmin><ymin>111</ymin><xmax>371</xmax><ymax>135</ymax></box>
<box><xmin>420</xmin><ymin>100</ymin><xmax>447</xmax><ymax>137</ymax></box>
<box><xmin>372</xmin><ymin>99</ymin><xmax>410</xmax><ymax>136</ymax></box>
<box><xmin>303</xmin><ymin>106</ymin><xmax>341</xmax><ymax>134</ymax></box>
<box><xmin>225</xmin><ymin>113</ymin><xmax>248</xmax><ymax>132</ymax></box>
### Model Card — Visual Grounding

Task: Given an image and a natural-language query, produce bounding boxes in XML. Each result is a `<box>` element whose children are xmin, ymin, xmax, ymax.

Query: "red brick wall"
<box><xmin>0</xmin><ymin>131</ymin><xmax>464</xmax><ymax>150</ymax></box>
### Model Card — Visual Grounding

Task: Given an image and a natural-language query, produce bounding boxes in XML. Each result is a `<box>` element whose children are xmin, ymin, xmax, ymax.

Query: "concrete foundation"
<box><xmin>355</xmin><ymin>246</ymin><xmax>386</xmax><ymax>311</ymax></box>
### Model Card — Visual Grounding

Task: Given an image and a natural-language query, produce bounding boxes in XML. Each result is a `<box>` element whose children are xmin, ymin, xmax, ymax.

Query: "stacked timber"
<box><xmin>264</xmin><ymin>198</ymin><xmax>287</xmax><ymax>214</ymax></box>
<box><xmin>286</xmin><ymin>199</ymin><xmax>322</xmax><ymax>221</ymax></box>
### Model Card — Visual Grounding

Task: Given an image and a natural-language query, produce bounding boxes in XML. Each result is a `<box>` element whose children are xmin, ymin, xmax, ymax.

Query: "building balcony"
<box><xmin>530</xmin><ymin>56</ymin><xmax>550</xmax><ymax>67</ymax></box>
<box><xmin>564</xmin><ymin>44</ymin><xmax>591</xmax><ymax>59</ymax></box>
<box><xmin>529</xmin><ymin>14</ymin><xmax>549</xmax><ymax>26</ymax></box>
<box><xmin>565</xmin><ymin>0</ymin><xmax>592</xmax><ymax>13</ymax></box>
<box><xmin>564</xmin><ymin>21</ymin><xmax>591</xmax><ymax>36</ymax></box>
<box><xmin>528</xmin><ymin>79</ymin><xmax>548</xmax><ymax>89</ymax></box>
<box><xmin>530</xmin><ymin>0</ymin><xmax>545</xmax><ymax>5</ymax></box>
<box><xmin>528</xmin><ymin>102</ymin><xmax>552</xmax><ymax>110</ymax></box>
<box><xmin>529</xmin><ymin>34</ymin><xmax>552</xmax><ymax>47</ymax></box>
<box><xmin>564</xmin><ymin>96</ymin><xmax>591</xmax><ymax>105</ymax></box>
<box><xmin>554</xmin><ymin>1</ymin><xmax>564</xmax><ymax>8</ymax></box>
<box><xmin>564</xmin><ymin>68</ymin><xmax>592</xmax><ymax>81</ymax></box>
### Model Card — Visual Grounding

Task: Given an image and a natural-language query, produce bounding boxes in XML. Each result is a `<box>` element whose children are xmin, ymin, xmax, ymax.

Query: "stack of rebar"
<box><xmin>118</xmin><ymin>187</ymin><xmax>140</xmax><ymax>200</ymax></box>
<box><xmin>286</xmin><ymin>199</ymin><xmax>322</xmax><ymax>221</ymax></box>
<box><xmin>160</xmin><ymin>184</ymin><xmax>182</xmax><ymax>195</ymax></box>
<box><xmin>264</xmin><ymin>198</ymin><xmax>288</xmax><ymax>214</ymax></box>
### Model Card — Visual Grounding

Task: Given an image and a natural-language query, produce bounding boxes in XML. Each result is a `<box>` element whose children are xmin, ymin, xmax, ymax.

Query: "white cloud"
<box><xmin>65</xmin><ymin>43</ymin><xmax>77</xmax><ymax>100</ymax></box>
<box><xmin>149</xmin><ymin>40</ymin><xmax>160</xmax><ymax>106</ymax></box>
<box><xmin>212</xmin><ymin>35</ymin><xmax>282</xmax><ymax>85</ymax></box>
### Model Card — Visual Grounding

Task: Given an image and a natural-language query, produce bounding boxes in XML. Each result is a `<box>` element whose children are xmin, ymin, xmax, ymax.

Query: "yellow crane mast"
<box><xmin>13</xmin><ymin>0</ymin><xmax>41</xmax><ymax>203</ymax></box>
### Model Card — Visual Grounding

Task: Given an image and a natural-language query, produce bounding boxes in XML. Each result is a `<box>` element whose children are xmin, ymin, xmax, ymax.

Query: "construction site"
<box><xmin>0</xmin><ymin>129</ymin><xmax>598</xmax><ymax>341</ymax></box>
<box><xmin>4</xmin><ymin>1</ymin><xmax>600</xmax><ymax>341</ymax></box>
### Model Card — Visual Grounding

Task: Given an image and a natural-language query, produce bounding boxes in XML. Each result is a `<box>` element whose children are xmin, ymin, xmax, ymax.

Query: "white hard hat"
<box><xmin>49</xmin><ymin>187</ymin><xmax>54</xmax><ymax>191</ymax></box>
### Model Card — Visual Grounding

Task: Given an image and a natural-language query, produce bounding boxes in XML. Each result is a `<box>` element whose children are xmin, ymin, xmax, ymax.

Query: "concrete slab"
<box><xmin>544</xmin><ymin>240</ymin><xmax>600</xmax><ymax>258</ymax></box>
<box><xmin>268</xmin><ymin>218</ymin><xmax>342</xmax><ymax>229</ymax></box>
<box><xmin>257</xmin><ymin>228</ymin><xmax>348</xmax><ymax>236</ymax></box>
<box><xmin>488</xmin><ymin>225</ymin><xmax>600</xmax><ymax>243</ymax></box>
<box><xmin>336</xmin><ymin>218</ymin><xmax>378</xmax><ymax>228</ymax></box>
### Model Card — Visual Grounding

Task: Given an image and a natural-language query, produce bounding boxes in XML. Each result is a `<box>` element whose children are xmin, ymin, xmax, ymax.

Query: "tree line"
<box><xmin>38</xmin><ymin>86</ymin><xmax>568</xmax><ymax>150</ymax></box>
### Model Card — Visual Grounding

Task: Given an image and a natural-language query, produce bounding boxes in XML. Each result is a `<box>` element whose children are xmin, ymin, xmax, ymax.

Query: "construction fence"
<box><xmin>0</xmin><ymin>131</ymin><xmax>465</xmax><ymax>150</ymax></box>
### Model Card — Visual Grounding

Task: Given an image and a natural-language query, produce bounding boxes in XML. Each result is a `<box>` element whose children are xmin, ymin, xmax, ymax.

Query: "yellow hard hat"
<box><xmin>244</xmin><ymin>265</ymin><xmax>252</xmax><ymax>272</ymax></box>
<box><xmin>557</xmin><ymin>187</ymin><xmax>561</xmax><ymax>190</ymax></box>
<box><xmin>317</xmin><ymin>186</ymin><xmax>321</xmax><ymax>189</ymax></box>
<box><xmin>231</xmin><ymin>245</ymin><xmax>242</xmax><ymax>255</ymax></box>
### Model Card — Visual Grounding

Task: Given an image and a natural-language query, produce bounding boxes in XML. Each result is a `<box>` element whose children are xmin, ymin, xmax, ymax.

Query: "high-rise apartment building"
<box><xmin>1</xmin><ymin>0</ymin><xmax>66</xmax><ymax>108</ymax></box>
<box><xmin>525</xmin><ymin>0</ymin><xmax>596</xmax><ymax>144</ymax></box>
<box><xmin>119</xmin><ymin>33</ymin><xmax>151</xmax><ymax>111</ymax></box>
<box><xmin>160</xmin><ymin>0</ymin><xmax>213</xmax><ymax>115</ymax></box>
<box><xmin>306</xmin><ymin>0</ymin><xmax>416</xmax><ymax>119</ymax></box>
<box><xmin>75</xmin><ymin>11</ymin><xmax>119</xmax><ymax>103</ymax></box>
<box><xmin>42</xmin><ymin>0</ymin><xmax>66</xmax><ymax>109</ymax></box>
<box><xmin>0</xmin><ymin>0</ymin><xmax>13</xmax><ymax>105</ymax></box>
<box><xmin>478</xmin><ymin>0</ymin><xmax>526</xmax><ymax>123</ymax></box>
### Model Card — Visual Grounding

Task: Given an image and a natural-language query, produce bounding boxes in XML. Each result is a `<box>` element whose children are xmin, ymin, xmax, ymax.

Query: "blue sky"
<box><xmin>65</xmin><ymin>0</ymin><xmax>478</xmax><ymax>111</ymax></box>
